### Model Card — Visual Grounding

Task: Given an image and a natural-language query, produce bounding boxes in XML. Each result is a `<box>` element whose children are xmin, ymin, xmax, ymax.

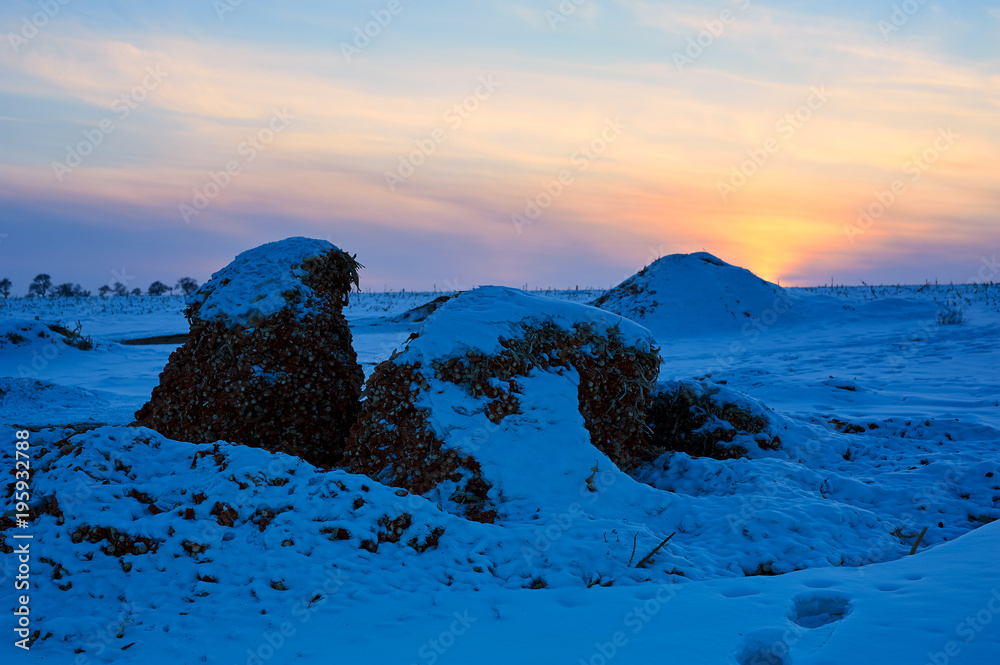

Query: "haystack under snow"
<box><xmin>134</xmin><ymin>237</ymin><xmax>364</xmax><ymax>466</ymax></box>
<box><xmin>344</xmin><ymin>286</ymin><xmax>661</xmax><ymax>522</ymax></box>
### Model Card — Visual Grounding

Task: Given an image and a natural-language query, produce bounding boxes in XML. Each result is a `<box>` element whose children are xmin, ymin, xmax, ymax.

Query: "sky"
<box><xmin>0</xmin><ymin>0</ymin><xmax>998</xmax><ymax>294</ymax></box>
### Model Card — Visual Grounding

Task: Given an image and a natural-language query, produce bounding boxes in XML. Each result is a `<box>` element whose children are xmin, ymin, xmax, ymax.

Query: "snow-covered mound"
<box><xmin>135</xmin><ymin>237</ymin><xmax>364</xmax><ymax>466</ymax></box>
<box><xmin>186</xmin><ymin>237</ymin><xmax>360</xmax><ymax>328</ymax></box>
<box><xmin>0</xmin><ymin>378</ymin><xmax>110</xmax><ymax>427</ymax></box>
<box><xmin>345</xmin><ymin>286</ymin><xmax>662</xmax><ymax>522</ymax></box>
<box><xmin>592</xmin><ymin>252</ymin><xmax>795</xmax><ymax>336</ymax></box>
<box><xmin>1</xmin><ymin>319</ymin><xmax>50</xmax><ymax>349</ymax></box>
<box><xmin>387</xmin><ymin>294</ymin><xmax>456</xmax><ymax>324</ymax></box>
<box><xmin>0</xmin><ymin>317</ymin><xmax>93</xmax><ymax>352</ymax></box>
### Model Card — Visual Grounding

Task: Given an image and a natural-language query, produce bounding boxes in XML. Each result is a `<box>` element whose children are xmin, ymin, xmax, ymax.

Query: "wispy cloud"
<box><xmin>0</xmin><ymin>2</ymin><xmax>996</xmax><ymax>288</ymax></box>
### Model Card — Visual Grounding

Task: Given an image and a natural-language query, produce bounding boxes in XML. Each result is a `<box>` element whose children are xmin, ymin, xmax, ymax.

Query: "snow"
<box><xmin>187</xmin><ymin>237</ymin><xmax>343</xmax><ymax>328</ymax></box>
<box><xmin>354</xmin><ymin>285</ymin><xmax>663</xmax><ymax>524</ymax></box>
<box><xmin>0</xmin><ymin>295</ymin><xmax>191</xmax><ymax>344</ymax></box>
<box><xmin>2</xmin><ymin>272</ymin><xmax>1000</xmax><ymax>663</ymax></box>
<box><xmin>0</xmin><ymin>378</ymin><xmax>117</xmax><ymax>428</ymax></box>
<box><xmin>404</xmin><ymin>285</ymin><xmax>656</xmax><ymax>362</ymax></box>
<box><xmin>592</xmin><ymin>252</ymin><xmax>795</xmax><ymax>337</ymax></box>
<box><xmin>4</xmin><ymin>424</ymin><xmax>999</xmax><ymax>663</ymax></box>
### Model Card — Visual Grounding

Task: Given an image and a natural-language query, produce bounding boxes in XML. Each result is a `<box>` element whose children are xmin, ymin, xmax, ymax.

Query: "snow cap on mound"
<box><xmin>409</xmin><ymin>285</ymin><xmax>656</xmax><ymax>361</ymax></box>
<box><xmin>592</xmin><ymin>252</ymin><xmax>795</xmax><ymax>335</ymax></box>
<box><xmin>187</xmin><ymin>237</ymin><xmax>357</xmax><ymax>327</ymax></box>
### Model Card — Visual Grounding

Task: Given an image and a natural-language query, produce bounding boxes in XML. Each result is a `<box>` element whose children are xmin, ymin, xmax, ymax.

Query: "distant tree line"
<box><xmin>0</xmin><ymin>274</ymin><xmax>200</xmax><ymax>298</ymax></box>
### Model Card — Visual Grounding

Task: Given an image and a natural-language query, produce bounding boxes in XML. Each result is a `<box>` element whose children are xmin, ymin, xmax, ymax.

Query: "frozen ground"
<box><xmin>1</xmin><ymin>278</ymin><xmax>999</xmax><ymax>664</ymax></box>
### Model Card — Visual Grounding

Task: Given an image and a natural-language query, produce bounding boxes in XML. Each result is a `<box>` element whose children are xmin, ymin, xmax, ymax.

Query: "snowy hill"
<box><xmin>591</xmin><ymin>252</ymin><xmax>794</xmax><ymax>336</ymax></box>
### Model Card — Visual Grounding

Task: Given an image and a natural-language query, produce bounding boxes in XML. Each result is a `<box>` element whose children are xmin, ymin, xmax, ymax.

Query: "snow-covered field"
<box><xmin>2</xmin><ymin>268</ymin><xmax>999</xmax><ymax>664</ymax></box>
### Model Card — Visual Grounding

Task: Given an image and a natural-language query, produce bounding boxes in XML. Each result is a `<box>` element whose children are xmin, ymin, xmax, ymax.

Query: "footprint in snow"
<box><xmin>735</xmin><ymin>628</ymin><xmax>792</xmax><ymax>665</ymax></box>
<box><xmin>790</xmin><ymin>591</ymin><xmax>851</xmax><ymax>628</ymax></box>
<box><xmin>734</xmin><ymin>592</ymin><xmax>852</xmax><ymax>665</ymax></box>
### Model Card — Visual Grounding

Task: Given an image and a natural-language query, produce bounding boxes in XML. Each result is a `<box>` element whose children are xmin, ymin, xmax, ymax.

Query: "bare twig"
<box><xmin>634</xmin><ymin>532</ymin><xmax>676</xmax><ymax>568</ymax></box>
<box><xmin>909</xmin><ymin>526</ymin><xmax>928</xmax><ymax>555</ymax></box>
<box><xmin>628</xmin><ymin>533</ymin><xmax>638</xmax><ymax>567</ymax></box>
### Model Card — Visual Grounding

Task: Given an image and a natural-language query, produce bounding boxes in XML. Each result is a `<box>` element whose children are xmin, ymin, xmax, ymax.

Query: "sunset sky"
<box><xmin>1</xmin><ymin>0</ymin><xmax>998</xmax><ymax>293</ymax></box>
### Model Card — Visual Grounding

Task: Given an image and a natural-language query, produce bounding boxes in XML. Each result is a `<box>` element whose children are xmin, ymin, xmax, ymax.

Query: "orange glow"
<box><xmin>1</xmin><ymin>15</ymin><xmax>996</xmax><ymax>286</ymax></box>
